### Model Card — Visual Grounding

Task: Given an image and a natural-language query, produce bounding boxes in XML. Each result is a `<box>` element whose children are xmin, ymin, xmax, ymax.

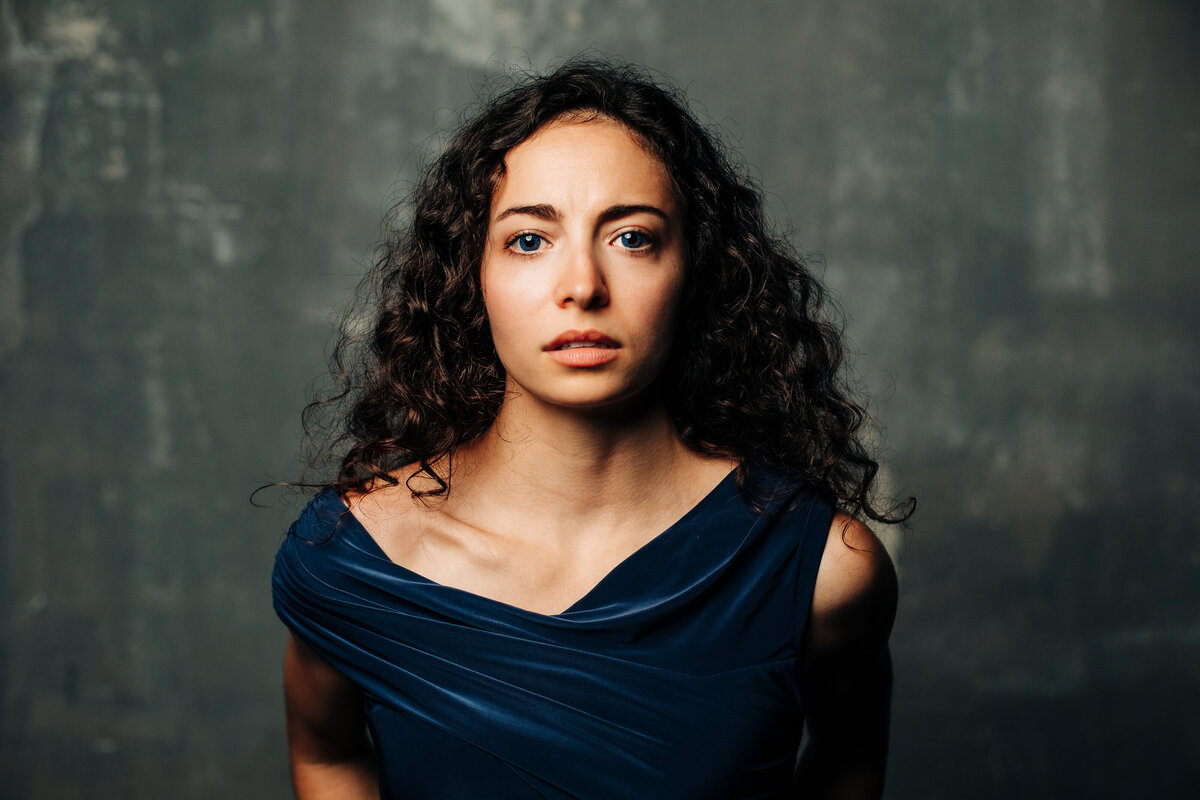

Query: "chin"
<box><xmin>546</xmin><ymin>384</ymin><xmax>664</xmax><ymax>415</ymax></box>
<box><xmin>504</xmin><ymin>368</ymin><xmax>667</xmax><ymax>415</ymax></box>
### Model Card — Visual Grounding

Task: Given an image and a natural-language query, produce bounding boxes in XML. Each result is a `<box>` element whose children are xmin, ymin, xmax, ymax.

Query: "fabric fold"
<box><xmin>273</xmin><ymin>469</ymin><xmax>832</xmax><ymax>799</ymax></box>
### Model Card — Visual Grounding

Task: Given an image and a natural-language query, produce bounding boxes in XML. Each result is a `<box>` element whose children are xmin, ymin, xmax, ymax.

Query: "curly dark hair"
<box><xmin>304</xmin><ymin>58</ymin><xmax>912</xmax><ymax>524</ymax></box>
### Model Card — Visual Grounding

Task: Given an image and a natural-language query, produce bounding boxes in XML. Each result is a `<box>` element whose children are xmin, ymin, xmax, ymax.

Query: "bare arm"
<box><xmin>284</xmin><ymin>633</ymin><xmax>380</xmax><ymax>800</ymax></box>
<box><xmin>793</xmin><ymin>514</ymin><xmax>898</xmax><ymax>799</ymax></box>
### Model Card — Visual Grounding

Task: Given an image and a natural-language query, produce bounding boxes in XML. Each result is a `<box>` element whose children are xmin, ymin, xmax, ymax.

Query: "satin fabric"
<box><xmin>273</xmin><ymin>469</ymin><xmax>832</xmax><ymax>799</ymax></box>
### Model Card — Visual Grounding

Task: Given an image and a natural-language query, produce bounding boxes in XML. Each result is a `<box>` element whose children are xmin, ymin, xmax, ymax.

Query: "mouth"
<box><xmin>544</xmin><ymin>329</ymin><xmax>620</xmax><ymax>351</ymax></box>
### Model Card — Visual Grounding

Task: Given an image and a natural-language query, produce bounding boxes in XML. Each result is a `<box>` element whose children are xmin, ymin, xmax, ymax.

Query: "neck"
<box><xmin>456</xmin><ymin>386</ymin><xmax>701</xmax><ymax>520</ymax></box>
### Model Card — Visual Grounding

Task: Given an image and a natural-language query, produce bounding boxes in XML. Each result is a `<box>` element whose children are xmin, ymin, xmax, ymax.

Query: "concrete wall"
<box><xmin>2</xmin><ymin>1</ymin><xmax>1197</xmax><ymax>796</ymax></box>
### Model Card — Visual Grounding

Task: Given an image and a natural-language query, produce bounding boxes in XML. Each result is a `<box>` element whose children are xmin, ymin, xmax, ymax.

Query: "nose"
<box><xmin>555</xmin><ymin>243</ymin><xmax>609</xmax><ymax>310</ymax></box>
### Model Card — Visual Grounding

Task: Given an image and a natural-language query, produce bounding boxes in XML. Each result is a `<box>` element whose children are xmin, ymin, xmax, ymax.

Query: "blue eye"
<box><xmin>618</xmin><ymin>231</ymin><xmax>650</xmax><ymax>249</ymax></box>
<box><xmin>513</xmin><ymin>233</ymin><xmax>543</xmax><ymax>252</ymax></box>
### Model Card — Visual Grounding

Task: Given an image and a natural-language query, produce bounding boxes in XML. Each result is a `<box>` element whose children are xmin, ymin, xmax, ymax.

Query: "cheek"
<box><xmin>481</xmin><ymin>272</ymin><xmax>530</xmax><ymax>355</ymax></box>
<box><xmin>650</xmin><ymin>267</ymin><xmax>688</xmax><ymax>323</ymax></box>
<box><xmin>627</xmin><ymin>271</ymin><xmax>687</xmax><ymax>348</ymax></box>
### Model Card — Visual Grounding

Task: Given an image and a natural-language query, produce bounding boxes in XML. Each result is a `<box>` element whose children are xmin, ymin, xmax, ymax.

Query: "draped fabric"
<box><xmin>273</xmin><ymin>470</ymin><xmax>832</xmax><ymax>799</ymax></box>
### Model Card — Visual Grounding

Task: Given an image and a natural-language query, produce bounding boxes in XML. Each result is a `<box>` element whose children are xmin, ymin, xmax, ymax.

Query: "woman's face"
<box><xmin>480</xmin><ymin>117</ymin><xmax>685</xmax><ymax>413</ymax></box>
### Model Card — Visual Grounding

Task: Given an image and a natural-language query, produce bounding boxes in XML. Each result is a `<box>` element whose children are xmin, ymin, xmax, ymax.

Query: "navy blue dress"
<box><xmin>273</xmin><ymin>469</ymin><xmax>832</xmax><ymax>799</ymax></box>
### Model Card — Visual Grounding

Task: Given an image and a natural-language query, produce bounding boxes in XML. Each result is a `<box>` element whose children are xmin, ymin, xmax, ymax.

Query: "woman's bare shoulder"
<box><xmin>342</xmin><ymin>468</ymin><xmax>444</xmax><ymax>538</ymax></box>
<box><xmin>807</xmin><ymin>513</ymin><xmax>898</xmax><ymax>655</ymax></box>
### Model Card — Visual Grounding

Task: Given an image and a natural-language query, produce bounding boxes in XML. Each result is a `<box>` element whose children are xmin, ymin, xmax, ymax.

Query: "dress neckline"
<box><xmin>329</xmin><ymin>467</ymin><xmax>741</xmax><ymax>620</ymax></box>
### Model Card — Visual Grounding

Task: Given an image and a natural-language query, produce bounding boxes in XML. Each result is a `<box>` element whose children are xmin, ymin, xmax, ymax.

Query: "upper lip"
<box><xmin>544</xmin><ymin>329</ymin><xmax>620</xmax><ymax>350</ymax></box>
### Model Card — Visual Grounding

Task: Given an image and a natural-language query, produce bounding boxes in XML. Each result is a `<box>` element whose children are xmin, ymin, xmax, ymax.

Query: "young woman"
<box><xmin>273</xmin><ymin>60</ymin><xmax>912</xmax><ymax>799</ymax></box>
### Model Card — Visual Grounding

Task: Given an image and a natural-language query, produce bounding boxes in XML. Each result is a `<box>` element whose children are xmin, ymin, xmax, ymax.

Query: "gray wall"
<box><xmin>2</xmin><ymin>1</ymin><xmax>1197</xmax><ymax>797</ymax></box>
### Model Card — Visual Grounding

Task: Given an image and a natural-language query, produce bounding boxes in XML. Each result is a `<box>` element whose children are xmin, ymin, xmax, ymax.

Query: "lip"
<box><xmin>543</xmin><ymin>329</ymin><xmax>620</xmax><ymax>351</ymax></box>
<box><xmin>543</xmin><ymin>329</ymin><xmax>621</xmax><ymax>367</ymax></box>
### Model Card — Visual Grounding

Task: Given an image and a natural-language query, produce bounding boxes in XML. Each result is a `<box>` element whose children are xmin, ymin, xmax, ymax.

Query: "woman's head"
<box><xmin>396</xmin><ymin>60</ymin><xmax>757</xmax><ymax>394</ymax></box>
<box><xmin>480</xmin><ymin>116</ymin><xmax>688</xmax><ymax>412</ymax></box>
<box><xmin>317</xmin><ymin>59</ymin><xmax>911</xmax><ymax>522</ymax></box>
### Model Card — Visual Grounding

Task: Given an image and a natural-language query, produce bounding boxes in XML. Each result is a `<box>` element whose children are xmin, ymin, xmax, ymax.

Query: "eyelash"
<box><xmin>506</xmin><ymin>232</ymin><xmax>546</xmax><ymax>254</ymax></box>
<box><xmin>502</xmin><ymin>229</ymin><xmax>657</xmax><ymax>256</ymax></box>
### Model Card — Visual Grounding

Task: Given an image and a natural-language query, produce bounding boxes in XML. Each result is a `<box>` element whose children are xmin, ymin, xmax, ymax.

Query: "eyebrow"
<box><xmin>493</xmin><ymin>203</ymin><xmax>670</xmax><ymax>225</ymax></box>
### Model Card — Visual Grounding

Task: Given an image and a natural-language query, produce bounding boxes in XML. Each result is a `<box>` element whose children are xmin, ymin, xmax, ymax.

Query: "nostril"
<box><xmin>557</xmin><ymin>273</ymin><xmax>609</xmax><ymax>309</ymax></box>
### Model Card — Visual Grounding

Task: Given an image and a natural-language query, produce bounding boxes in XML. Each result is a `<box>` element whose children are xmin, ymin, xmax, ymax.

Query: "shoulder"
<box><xmin>339</xmin><ymin>473</ymin><xmax>444</xmax><ymax>564</ymax></box>
<box><xmin>279</xmin><ymin>488</ymin><xmax>352</xmax><ymax>546</ymax></box>
<box><xmin>806</xmin><ymin>513</ymin><xmax>898</xmax><ymax>656</ymax></box>
<box><xmin>342</xmin><ymin>477</ymin><xmax>418</xmax><ymax>534</ymax></box>
<box><xmin>794</xmin><ymin>513</ymin><xmax>896</xmax><ymax>792</ymax></box>
<box><xmin>273</xmin><ymin>488</ymin><xmax>381</xmax><ymax>625</ymax></box>
<box><xmin>274</xmin><ymin>489</ymin><xmax>357</xmax><ymax>591</ymax></box>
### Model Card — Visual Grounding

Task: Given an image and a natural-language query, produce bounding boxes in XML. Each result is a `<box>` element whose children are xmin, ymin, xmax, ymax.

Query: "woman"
<box><xmin>273</xmin><ymin>60</ymin><xmax>911</xmax><ymax>799</ymax></box>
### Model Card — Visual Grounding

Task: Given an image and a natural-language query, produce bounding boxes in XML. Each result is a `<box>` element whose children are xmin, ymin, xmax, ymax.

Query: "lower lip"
<box><xmin>545</xmin><ymin>347</ymin><xmax>620</xmax><ymax>367</ymax></box>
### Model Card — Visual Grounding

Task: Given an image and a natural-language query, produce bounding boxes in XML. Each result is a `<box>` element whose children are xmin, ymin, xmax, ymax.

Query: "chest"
<box><xmin>287</xmin><ymin>483</ymin><xmax>827</xmax><ymax>797</ymax></box>
<box><xmin>364</xmin><ymin>653</ymin><xmax>804</xmax><ymax>799</ymax></box>
<box><xmin>367</xmin><ymin>508</ymin><xmax>678</xmax><ymax>616</ymax></box>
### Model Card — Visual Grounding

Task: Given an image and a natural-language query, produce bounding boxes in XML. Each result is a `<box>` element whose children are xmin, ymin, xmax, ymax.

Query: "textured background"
<box><xmin>2</xmin><ymin>1</ymin><xmax>1198</xmax><ymax>797</ymax></box>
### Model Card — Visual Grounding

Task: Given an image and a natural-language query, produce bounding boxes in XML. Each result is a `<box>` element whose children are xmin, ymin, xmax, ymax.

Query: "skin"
<box><xmin>284</xmin><ymin>118</ymin><xmax>896</xmax><ymax>799</ymax></box>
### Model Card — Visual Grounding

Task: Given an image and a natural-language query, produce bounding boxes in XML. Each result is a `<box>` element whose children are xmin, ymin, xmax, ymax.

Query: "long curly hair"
<box><xmin>304</xmin><ymin>59</ymin><xmax>913</xmax><ymax>524</ymax></box>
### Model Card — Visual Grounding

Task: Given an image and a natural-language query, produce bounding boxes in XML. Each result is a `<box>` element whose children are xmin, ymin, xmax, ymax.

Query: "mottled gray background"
<box><xmin>2</xmin><ymin>0</ymin><xmax>1197</xmax><ymax>797</ymax></box>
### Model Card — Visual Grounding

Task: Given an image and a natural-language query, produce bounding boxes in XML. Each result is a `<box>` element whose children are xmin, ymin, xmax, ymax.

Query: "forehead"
<box><xmin>491</xmin><ymin>118</ymin><xmax>676</xmax><ymax>210</ymax></box>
